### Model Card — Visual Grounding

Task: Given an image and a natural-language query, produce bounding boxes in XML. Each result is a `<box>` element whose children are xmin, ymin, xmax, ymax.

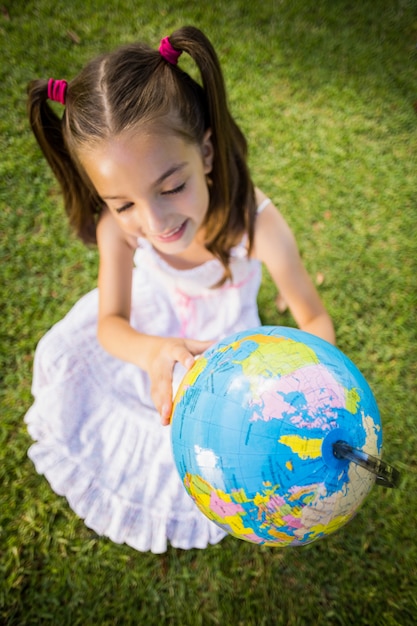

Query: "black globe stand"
<box><xmin>332</xmin><ymin>441</ymin><xmax>401</xmax><ymax>488</ymax></box>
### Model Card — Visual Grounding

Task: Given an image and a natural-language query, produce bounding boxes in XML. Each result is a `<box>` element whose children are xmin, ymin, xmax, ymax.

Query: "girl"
<box><xmin>25</xmin><ymin>26</ymin><xmax>335</xmax><ymax>553</ymax></box>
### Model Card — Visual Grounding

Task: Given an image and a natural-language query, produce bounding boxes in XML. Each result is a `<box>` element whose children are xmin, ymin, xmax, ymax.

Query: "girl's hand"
<box><xmin>148</xmin><ymin>337</ymin><xmax>213</xmax><ymax>426</ymax></box>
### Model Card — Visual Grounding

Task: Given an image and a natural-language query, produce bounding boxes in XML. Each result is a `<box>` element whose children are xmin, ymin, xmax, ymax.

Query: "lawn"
<box><xmin>1</xmin><ymin>1</ymin><xmax>416</xmax><ymax>624</ymax></box>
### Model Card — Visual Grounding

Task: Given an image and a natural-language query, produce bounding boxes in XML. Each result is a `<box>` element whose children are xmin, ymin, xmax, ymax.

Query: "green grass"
<box><xmin>1</xmin><ymin>0</ymin><xmax>417</xmax><ymax>624</ymax></box>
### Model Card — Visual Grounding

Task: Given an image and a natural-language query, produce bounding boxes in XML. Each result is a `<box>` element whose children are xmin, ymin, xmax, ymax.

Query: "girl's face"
<box><xmin>79</xmin><ymin>128</ymin><xmax>214</xmax><ymax>254</ymax></box>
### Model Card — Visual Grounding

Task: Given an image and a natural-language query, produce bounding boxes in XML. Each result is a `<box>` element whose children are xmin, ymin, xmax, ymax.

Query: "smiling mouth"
<box><xmin>152</xmin><ymin>220</ymin><xmax>188</xmax><ymax>242</ymax></box>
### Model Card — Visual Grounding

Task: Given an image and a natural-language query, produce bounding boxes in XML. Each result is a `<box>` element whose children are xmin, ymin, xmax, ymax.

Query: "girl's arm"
<box><xmin>96</xmin><ymin>208</ymin><xmax>211</xmax><ymax>423</ymax></box>
<box><xmin>253</xmin><ymin>190</ymin><xmax>336</xmax><ymax>345</ymax></box>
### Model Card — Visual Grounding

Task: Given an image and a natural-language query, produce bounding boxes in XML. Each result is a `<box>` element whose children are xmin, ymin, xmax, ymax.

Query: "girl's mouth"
<box><xmin>153</xmin><ymin>220</ymin><xmax>187</xmax><ymax>243</ymax></box>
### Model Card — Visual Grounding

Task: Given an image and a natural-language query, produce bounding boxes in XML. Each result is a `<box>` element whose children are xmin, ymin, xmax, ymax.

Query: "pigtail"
<box><xmin>169</xmin><ymin>27</ymin><xmax>257</xmax><ymax>277</ymax></box>
<box><xmin>27</xmin><ymin>79</ymin><xmax>100</xmax><ymax>244</ymax></box>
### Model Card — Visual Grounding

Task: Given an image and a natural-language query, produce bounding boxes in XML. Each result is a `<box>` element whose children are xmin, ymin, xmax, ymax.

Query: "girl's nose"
<box><xmin>142</xmin><ymin>202</ymin><xmax>167</xmax><ymax>234</ymax></box>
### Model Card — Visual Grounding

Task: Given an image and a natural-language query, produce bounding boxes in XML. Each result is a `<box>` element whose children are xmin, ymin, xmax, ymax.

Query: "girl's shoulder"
<box><xmin>252</xmin><ymin>188</ymin><xmax>298</xmax><ymax>263</ymax></box>
<box><xmin>97</xmin><ymin>207</ymin><xmax>137</xmax><ymax>254</ymax></box>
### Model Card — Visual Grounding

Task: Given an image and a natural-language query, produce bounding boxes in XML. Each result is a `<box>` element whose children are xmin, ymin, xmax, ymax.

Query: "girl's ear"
<box><xmin>201</xmin><ymin>129</ymin><xmax>214</xmax><ymax>174</ymax></box>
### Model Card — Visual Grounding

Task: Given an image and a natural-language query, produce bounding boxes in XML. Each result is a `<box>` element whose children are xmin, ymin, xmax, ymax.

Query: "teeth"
<box><xmin>160</xmin><ymin>223</ymin><xmax>183</xmax><ymax>238</ymax></box>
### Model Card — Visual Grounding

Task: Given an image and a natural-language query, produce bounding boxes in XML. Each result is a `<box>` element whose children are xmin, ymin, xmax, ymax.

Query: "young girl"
<box><xmin>25</xmin><ymin>26</ymin><xmax>335</xmax><ymax>553</ymax></box>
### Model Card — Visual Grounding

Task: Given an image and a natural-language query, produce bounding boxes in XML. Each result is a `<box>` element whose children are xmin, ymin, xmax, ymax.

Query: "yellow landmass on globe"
<box><xmin>298</xmin><ymin>513</ymin><xmax>351</xmax><ymax>541</ymax></box>
<box><xmin>230</xmin><ymin>488</ymin><xmax>251</xmax><ymax>503</ymax></box>
<box><xmin>230</xmin><ymin>335</ymin><xmax>319</xmax><ymax>378</ymax></box>
<box><xmin>264</xmin><ymin>529</ymin><xmax>296</xmax><ymax>546</ymax></box>
<box><xmin>225</xmin><ymin>514</ymin><xmax>254</xmax><ymax>537</ymax></box>
<box><xmin>254</xmin><ymin>492</ymin><xmax>272</xmax><ymax>507</ymax></box>
<box><xmin>346</xmin><ymin>388</ymin><xmax>360</xmax><ymax>413</ymax></box>
<box><xmin>278</xmin><ymin>434</ymin><xmax>323</xmax><ymax>460</ymax></box>
<box><xmin>287</xmin><ymin>484</ymin><xmax>318</xmax><ymax>504</ymax></box>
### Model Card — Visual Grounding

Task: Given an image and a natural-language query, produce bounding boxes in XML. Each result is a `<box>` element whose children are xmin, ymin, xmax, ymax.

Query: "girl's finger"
<box><xmin>185</xmin><ymin>339</ymin><xmax>213</xmax><ymax>356</ymax></box>
<box><xmin>160</xmin><ymin>401</ymin><xmax>172</xmax><ymax>426</ymax></box>
<box><xmin>151</xmin><ymin>361</ymin><xmax>174</xmax><ymax>421</ymax></box>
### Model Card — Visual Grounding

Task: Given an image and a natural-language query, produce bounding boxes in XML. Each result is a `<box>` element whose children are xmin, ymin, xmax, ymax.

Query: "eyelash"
<box><xmin>115</xmin><ymin>183</ymin><xmax>186</xmax><ymax>214</ymax></box>
<box><xmin>115</xmin><ymin>202</ymin><xmax>134</xmax><ymax>214</ymax></box>
<box><xmin>162</xmin><ymin>183</ymin><xmax>186</xmax><ymax>196</ymax></box>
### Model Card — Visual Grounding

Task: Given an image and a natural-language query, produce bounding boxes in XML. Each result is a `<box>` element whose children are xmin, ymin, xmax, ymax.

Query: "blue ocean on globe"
<box><xmin>171</xmin><ymin>326</ymin><xmax>382</xmax><ymax>547</ymax></box>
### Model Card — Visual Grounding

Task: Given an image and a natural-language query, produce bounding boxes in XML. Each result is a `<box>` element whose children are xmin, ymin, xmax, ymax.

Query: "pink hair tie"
<box><xmin>159</xmin><ymin>37</ymin><xmax>182</xmax><ymax>65</ymax></box>
<box><xmin>47</xmin><ymin>78</ymin><xmax>68</xmax><ymax>105</ymax></box>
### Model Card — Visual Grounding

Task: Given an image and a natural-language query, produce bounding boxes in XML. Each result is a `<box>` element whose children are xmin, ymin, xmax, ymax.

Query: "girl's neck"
<box><xmin>154</xmin><ymin>239</ymin><xmax>215</xmax><ymax>270</ymax></box>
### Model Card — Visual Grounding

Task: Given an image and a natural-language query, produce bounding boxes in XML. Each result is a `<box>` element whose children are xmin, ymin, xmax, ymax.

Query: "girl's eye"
<box><xmin>115</xmin><ymin>202</ymin><xmax>134</xmax><ymax>214</ymax></box>
<box><xmin>162</xmin><ymin>183</ymin><xmax>186</xmax><ymax>196</ymax></box>
<box><xmin>113</xmin><ymin>183</ymin><xmax>186</xmax><ymax>213</ymax></box>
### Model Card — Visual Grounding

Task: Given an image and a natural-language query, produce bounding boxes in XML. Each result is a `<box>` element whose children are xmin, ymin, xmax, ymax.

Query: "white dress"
<box><xmin>25</xmin><ymin>220</ymin><xmax>265</xmax><ymax>553</ymax></box>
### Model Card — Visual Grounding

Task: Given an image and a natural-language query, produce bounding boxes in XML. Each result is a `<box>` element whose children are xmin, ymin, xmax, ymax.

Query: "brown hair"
<box><xmin>27</xmin><ymin>26</ymin><xmax>257</xmax><ymax>280</ymax></box>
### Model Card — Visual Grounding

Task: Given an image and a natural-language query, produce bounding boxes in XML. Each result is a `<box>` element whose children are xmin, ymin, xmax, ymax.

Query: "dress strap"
<box><xmin>257</xmin><ymin>197</ymin><xmax>271</xmax><ymax>213</ymax></box>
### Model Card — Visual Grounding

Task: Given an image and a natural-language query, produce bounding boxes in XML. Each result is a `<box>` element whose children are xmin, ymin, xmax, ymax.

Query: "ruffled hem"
<box><xmin>25</xmin><ymin>427</ymin><xmax>226</xmax><ymax>554</ymax></box>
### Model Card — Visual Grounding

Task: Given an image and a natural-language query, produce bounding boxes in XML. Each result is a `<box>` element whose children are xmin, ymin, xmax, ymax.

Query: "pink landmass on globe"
<box><xmin>209</xmin><ymin>491</ymin><xmax>245</xmax><ymax>518</ymax></box>
<box><xmin>282</xmin><ymin>514</ymin><xmax>304</xmax><ymax>529</ymax></box>
<box><xmin>250</xmin><ymin>364</ymin><xmax>346</xmax><ymax>429</ymax></box>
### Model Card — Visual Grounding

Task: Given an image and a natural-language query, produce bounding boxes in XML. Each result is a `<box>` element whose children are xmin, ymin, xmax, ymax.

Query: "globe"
<box><xmin>171</xmin><ymin>326</ymin><xmax>384</xmax><ymax>547</ymax></box>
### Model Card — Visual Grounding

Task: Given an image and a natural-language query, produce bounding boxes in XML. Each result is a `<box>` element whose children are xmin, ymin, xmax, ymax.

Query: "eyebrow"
<box><xmin>102</xmin><ymin>162</ymin><xmax>188</xmax><ymax>200</ymax></box>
